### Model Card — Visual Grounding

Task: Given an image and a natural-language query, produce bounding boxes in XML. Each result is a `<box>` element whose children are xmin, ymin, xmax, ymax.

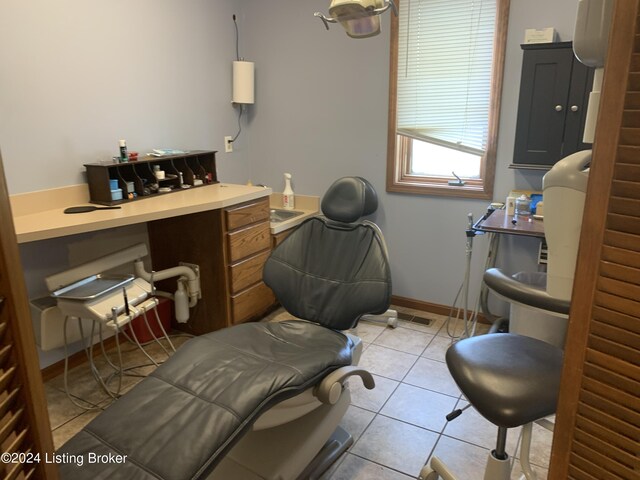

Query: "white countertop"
<box><xmin>268</xmin><ymin>193</ymin><xmax>320</xmax><ymax>234</ymax></box>
<box><xmin>11</xmin><ymin>183</ymin><xmax>272</xmax><ymax>243</ymax></box>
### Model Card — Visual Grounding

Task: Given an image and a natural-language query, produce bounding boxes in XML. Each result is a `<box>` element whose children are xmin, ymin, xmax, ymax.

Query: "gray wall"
<box><xmin>0</xmin><ymin>0</ymin><xmax>582</xmax><ymax>365</ymax></box>
<box><xmin>0</xmin><ymin>0</ymin><xmax>250</xmax><ymax>366</ymax></box>
<box><xmin>0</xmin><ymin>0</ymin><xmax>250</xmax><ymax>193</ymax></box>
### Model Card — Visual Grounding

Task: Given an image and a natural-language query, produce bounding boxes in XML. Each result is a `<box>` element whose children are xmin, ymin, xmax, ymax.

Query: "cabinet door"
<box><xmin>230</xmin><ymin>282</ymin><xmax>275</xmax><ymax>325</ymax></box>
<box><xmin>513</xmin><ymin>47</ymin><xmax>574</xmax><ymax>166</ymax></box>
<box><xmin>271</xmin><ymin>229</ymin><xmax>293</xmax><ymax>249</ymax></box>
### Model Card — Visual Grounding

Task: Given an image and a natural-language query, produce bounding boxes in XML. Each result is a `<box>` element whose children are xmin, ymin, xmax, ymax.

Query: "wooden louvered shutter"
<box><xmin>549</xmin><ymin>1</ymin><xmax>640</xmax><ymax>479</ymax></box>
<box><xmin>0</xmin><ymin>152</ymin><xmax>57</xmax><ymax>479</ymax></box>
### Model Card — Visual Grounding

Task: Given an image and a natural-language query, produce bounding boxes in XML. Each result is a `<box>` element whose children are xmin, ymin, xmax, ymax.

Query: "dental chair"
<box><xmin>420</xmin><ymin>268</ymin><xmax>570</xmax><ymax>480</ymax></box>
<box><xmin>58</xmin><ymin>176</ymin><xmax>391</xmax><ymax>480</ymax></box>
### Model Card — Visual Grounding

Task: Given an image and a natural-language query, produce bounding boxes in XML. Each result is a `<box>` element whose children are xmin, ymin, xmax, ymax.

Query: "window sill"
<box><xmin>386</xmin><ymin>179</ymin><xmax>492</xmax><ymax>200</ymax></box>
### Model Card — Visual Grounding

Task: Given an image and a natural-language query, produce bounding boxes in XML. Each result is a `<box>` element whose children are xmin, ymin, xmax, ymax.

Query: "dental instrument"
<box><xmin>122</xmin><ymin>287</ymin><xmax>130</xmax><ymax>316</ymax></box>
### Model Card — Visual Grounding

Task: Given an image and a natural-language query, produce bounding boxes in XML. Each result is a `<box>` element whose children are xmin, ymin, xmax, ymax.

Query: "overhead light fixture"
<box><xmin>314</xmin><ymin>0</ymin><xmax>397</xmax><ymax>38</ymax></box>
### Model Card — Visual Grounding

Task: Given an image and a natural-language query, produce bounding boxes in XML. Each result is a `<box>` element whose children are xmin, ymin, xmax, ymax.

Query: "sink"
<box><xmin>270</xmin><ymin>209</ymin><xmax>305</xmax><ymax>223</ymax></box>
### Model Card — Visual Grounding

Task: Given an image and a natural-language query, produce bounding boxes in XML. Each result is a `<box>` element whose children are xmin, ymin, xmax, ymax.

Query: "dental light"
<box><xmin>315</xmin><ymin>0</ymin><xmax>397</xmax><ymax>38</ymax></box>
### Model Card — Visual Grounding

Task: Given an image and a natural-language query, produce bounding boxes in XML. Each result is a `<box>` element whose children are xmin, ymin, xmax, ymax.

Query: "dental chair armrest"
<box><xmin>315</xmin><ymin>366</ymin><xmax>375</xmax><ymax>405</ymax></box>
<box><xmin>483</xmin><ymin>268</ymin><xmax>571</xmax><ymax>315</ymax></box>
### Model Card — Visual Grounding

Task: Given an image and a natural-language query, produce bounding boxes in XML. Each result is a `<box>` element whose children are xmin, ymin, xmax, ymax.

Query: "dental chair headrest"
<box><xmin>321</xmin><ymin>176</ymin><xmax>378</xmax><ymax>224</ymax></box>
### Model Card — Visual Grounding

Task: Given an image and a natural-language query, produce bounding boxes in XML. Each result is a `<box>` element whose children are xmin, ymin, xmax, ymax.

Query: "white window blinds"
<box><xmin>396</xmin><ymin>0</ymin><xmax>497</xmax><ymax>154</ymax></box>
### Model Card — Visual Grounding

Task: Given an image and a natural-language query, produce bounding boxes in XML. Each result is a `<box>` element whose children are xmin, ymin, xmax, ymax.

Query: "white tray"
<box><xmin>51</xmin><ymin>274</ymin><xmax>134</xmax><ymax>300</ymax></box>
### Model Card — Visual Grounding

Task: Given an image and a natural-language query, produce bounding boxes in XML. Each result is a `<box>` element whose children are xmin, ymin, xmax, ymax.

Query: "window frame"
<box><xmin>386</xmin><ymin>0</ymin><xmax>511</xmax><ymax>199</ymax></box>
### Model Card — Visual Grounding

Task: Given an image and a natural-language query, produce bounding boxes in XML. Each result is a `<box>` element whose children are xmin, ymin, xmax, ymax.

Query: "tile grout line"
<box><xmin>349</xmin><ymin>313</ymin><xmax>495</xmax><ymax>479</ymax></box>
<box><xmin>347</xmin><ymin>315</ymin><xmax>423</xmax><ymax>478</ymax></box>
<box><xmin>345</xmin><ymin>451</ymin><xmax>416</xmax><ymax>479</ymax></box>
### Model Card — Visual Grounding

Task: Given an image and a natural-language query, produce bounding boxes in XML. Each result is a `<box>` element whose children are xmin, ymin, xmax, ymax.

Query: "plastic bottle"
<box><xmin>515</xmin><ymin>194</ymin><xmax>531</xmax><ymax>218</ymax></box>
<box><xmin>506</xmin><ymin>196</ymin><xmax>516</xmax><ymax>216</ymax></box>
<box><xmin>119</xmin><ymin>139</ymin><xmax>128</xmax><ymax>163</ymax></box>
<box><xmin>283</xmin><ymin>173</ymin><xmax>295</xmax><ymax>209</ymax></box>
<box><xmin>174</xmin><ymin>280</ymin><xmax>189</xmax><ymax>323</ymax></box>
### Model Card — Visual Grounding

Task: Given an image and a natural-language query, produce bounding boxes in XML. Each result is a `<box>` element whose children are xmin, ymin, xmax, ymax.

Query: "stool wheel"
<box><xmin>419</xmin><ymin>465</ymin><xmax>439</xmax><ymax>480</ymax></box>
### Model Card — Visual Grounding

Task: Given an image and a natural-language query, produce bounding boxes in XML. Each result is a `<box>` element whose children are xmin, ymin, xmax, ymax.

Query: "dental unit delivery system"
<box><xmin>48</xmin><ymin>243</ymin><xmax>200</xmax><ymax>327</ymax></box>
<box><xmin>46</xmin><ymin>243</ymin><xmax>201</xmax><ymax>408</ymax></box>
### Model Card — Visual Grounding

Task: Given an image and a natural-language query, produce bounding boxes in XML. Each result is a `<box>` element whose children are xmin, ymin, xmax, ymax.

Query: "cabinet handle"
<box><xmin>555</xmin><ymin>105</ymin><xmax>563</xmax><ymax>112</ymax></box>
<box><xmin>571</xmin><ymin>105</ymin><xmax>579</xmax><ymax>112</ymax></box>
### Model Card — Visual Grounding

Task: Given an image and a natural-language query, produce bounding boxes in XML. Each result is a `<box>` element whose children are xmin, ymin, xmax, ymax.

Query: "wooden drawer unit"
<box><xmin>222</xmin><ymin>198</ymin><xmax>274</xmax><ymax>327</ymax></box>
<box><xmin>147</xmin><ymin>195</ymin><xmax>274</xmax><ymax>335</ymax></box>
<box><xmin>226</xmin><ymin>222</ymin><xmax>271</xmax><ymax>263</ymax></box>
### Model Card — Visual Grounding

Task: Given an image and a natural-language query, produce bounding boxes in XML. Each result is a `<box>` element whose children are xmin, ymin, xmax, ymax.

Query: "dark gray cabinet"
<box><xmin>512</xmin><ymin>42</ymin><xmax>594</xmax><ymax>169</ymax></box>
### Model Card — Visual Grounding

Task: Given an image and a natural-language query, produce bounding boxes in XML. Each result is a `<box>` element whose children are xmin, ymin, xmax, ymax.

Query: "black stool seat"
<box><xmin>446</xmin><ymin>334</ymin><xmax>563</xmax><ymax>428</ymax></box>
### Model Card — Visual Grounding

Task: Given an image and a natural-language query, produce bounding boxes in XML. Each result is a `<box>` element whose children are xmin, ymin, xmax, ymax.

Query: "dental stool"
<box><xmin>58</xmin><ymin>176</ymin><xmax>391</xmax><ymax>480</ymax></box>
<box><xmin>420</xmin><ymin>334</ymin><xmax>563</xmax><ymax>480</ymax></box>
<box><xmin>421</xmin><ymin>267</ymin><xmax>569</xmax><ymax>480</ymax></box>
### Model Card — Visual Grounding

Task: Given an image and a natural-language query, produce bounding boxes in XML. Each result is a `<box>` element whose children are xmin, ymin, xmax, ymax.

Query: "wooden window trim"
<box><xmin>386</xmin><ymin>0</ymin><xmax>510</xmax><ymax>200</ymax></box>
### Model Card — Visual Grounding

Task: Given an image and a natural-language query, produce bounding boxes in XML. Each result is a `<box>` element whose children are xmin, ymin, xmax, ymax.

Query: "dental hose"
<box><xmin>445</xmin><ymin>213</ymin><xmax>481</xmax><ymax>339</ymax></box>
<box><xmin>462</xmin><ymin>213</ymin><xmax>474</xmax><ymax>338</ymax></box>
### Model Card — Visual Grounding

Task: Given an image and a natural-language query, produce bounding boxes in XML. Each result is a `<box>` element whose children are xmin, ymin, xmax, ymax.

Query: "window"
<box><xmin>386</xmin><ymin>0</ymin><xmax>510</xmax><ymax>198</ymax></box>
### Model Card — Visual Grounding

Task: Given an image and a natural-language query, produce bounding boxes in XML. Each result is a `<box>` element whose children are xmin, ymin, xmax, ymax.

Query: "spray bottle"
<box><xmin>283</xmin><ymin>173</ymin><xmax>295</xmax><ymax>209</ymax></box>
<box><xmin>119</xmin><ymin>139</ymin><xmax>128</xmax><ymax>163</ymax></box>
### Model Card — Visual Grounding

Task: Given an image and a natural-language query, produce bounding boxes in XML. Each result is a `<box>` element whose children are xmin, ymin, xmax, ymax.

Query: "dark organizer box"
<box><xmin>84</xmin><ymin>150</ymin><xmax>218</xmax><ymax>205</ymax></box>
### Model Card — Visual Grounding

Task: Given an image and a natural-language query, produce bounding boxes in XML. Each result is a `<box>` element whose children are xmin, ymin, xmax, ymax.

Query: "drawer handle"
<box><xmin>555</xmin><ymin>105</ymin><xmax>563</xmax><ymax>112</ymax></box>
<box><xmin>570</xmin><ymin>105</ymin><xmax>579</xmax><ymax>112</ymax></box>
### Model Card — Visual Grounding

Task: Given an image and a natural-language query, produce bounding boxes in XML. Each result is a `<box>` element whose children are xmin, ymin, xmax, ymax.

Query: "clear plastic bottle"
<box><xmin>283</xmin><ymin>173</ymin><xmax>295</xmax><ymax>209</ymax></box>
<box><xmin>515</xmin><ymin>194</ymin><xmax>531</xmax><ymax>218</ymax></box>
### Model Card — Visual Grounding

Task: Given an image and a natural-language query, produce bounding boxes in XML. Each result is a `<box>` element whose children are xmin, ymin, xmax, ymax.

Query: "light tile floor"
<box><xmin>44</xmin><ymin>306</ymin><xmax>553</xmax><ymax>479</ymax></box>
<box><xmin>322</xmin><ymin>307</ymin><xmax>553</xmax><ymax>480</ymax></box>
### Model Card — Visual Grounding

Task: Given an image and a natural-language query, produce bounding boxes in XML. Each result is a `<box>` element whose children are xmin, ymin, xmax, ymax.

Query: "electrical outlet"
<box><xmin>224</xmin><ymin>136</ymin><xmax>233</xmax><ymax>153</ymax></box>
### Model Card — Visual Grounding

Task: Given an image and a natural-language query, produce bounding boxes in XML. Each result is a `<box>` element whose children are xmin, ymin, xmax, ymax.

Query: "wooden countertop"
<box><xmin>11</xmin><ymin>183</ymin><xmax>272</xmax><ymax>243</ymax></box>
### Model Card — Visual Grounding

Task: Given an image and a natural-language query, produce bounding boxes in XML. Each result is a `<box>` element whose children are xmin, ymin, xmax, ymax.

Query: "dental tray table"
<box><xmin>52</xmin><ymin>275</ymin><xmax>154</xmax><ymax>326</ymax></box>
<box><xmin>473</xmin><ymin>208</ymin><xmax>545</xmax><ymax>238</ymax></box>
